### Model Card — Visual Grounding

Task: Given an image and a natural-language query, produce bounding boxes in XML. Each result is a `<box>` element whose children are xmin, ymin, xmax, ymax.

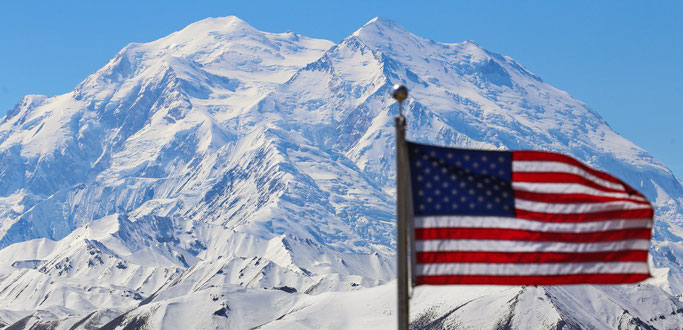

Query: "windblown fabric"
<box><xmin>407</xmin><ymin>142</ymin><xmax>653</xmax><ymax>285</ymax></box>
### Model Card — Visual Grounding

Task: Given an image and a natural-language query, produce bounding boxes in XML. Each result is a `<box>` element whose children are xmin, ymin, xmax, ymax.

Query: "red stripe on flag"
<box><xmin>416</xmin><ymin>273</ymin><xmax>650</xmax><ymax>285</ymax></box>
<box><xmin>512</xmin><ymin>151</ymin><xmax>644</xmax><ymax>198</ymax></box>
<box><xmin>515</xmin><ymin>208</ymin><xmax>654</xmax><ymax>222</ymax></box>
<box><xmin>416</xmin><ymin>250</ymin><xmax>649</xmax><ymax>264</ymax></box>
<box><xmin>513</xmin><ymin>151</ymin><xmax>621</xmax><ymax>184</ymax></box>
<box><xmin>415</xmin><ymin>227</ymin><xmax>651</xmax><ymax>242</ymax></box>
<box><xmin>513</xmin><ymin>190</ymin><xmax>651</xmax><ymax>205</ymax></box>
<box><xmin>512</xmin><ymin>172</ymin><xmax>627</xmax><ymax>194</ymax></box>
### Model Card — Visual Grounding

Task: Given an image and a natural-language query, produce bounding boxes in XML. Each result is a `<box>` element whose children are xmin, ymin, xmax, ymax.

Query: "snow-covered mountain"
<box><xmin>0</xmin><ymin>16</ymin><xmax>682</xmax><ymax>329</ymax></box>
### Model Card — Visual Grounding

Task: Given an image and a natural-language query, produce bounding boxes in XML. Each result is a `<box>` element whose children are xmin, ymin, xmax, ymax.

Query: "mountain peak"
<box><xmin>346</xmin><ymin>16</ymin><xmax>429</xmax><ymax>58</ymax></box>
<box><xmin>193</xmin><ymin>15</ymin><xmax>254</xmax><ymax>31</ymax></box>
<box><xmin>351</xmin><ymin>18</ymin><xmax>486</xmax><ymax>59</ymax></box>
<box><xmin>364</xmin><ymin>17</ymin><xmax>403</xmax><ymax>29</ymax></box>
<box><xmin>352</xmin><ymin>17</ymin><xmax>410</xmax><ymax>40</ymax></box>
<box><xmin>160</xmin><ymin>15</ymin><xmax>258</xmax><ymax>43</ymax></box>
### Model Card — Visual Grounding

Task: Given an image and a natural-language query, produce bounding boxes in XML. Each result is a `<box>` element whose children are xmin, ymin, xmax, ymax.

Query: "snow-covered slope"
<box><xmin>0</xmin><ymin>16</ymin><xmax>682</xmax><ymax>329</ymax></box>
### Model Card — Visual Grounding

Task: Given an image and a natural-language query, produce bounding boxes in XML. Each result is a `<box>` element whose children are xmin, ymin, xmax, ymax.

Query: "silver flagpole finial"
<box><xmin>392</xmin><ymin>84</ymin><xmax>408</xmax><ymax>116</ymax></box>
<box><xmin>392</xmin><ymin>84</ymin><xmax>408</xmax><ymax>102</ymax></box>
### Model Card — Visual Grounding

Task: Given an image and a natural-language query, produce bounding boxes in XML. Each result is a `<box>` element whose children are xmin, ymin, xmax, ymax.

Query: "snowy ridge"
<box><xmin>0</xmin><ymin>16</ymin><xmax>682</xmax><ymax>329</ymax></box>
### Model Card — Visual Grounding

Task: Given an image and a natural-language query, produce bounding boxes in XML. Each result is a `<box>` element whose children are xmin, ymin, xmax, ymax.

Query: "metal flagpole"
<box><xmin>392</xmin><ymin>84</ymin><xmax>410</xmax><ymax>330</ymax></box>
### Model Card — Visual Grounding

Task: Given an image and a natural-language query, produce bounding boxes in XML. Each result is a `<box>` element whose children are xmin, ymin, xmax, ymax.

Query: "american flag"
<box><xmin>407</xmin><ymin>142</ymin><xmax>653</xmax><ymax>286</ymax></box>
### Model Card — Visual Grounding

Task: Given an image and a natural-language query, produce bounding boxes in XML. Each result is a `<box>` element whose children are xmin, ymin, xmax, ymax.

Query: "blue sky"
<box><xmin>1</xmin><ymin>1</ymin><xmax>681</xmax><ymax>178</ymax></box>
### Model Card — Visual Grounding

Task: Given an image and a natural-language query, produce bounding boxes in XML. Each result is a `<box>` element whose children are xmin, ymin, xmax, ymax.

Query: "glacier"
<box><xmin>0</xmin><ymin>16</ymin><xmax>682</xmax><ymax>329</ymax></box>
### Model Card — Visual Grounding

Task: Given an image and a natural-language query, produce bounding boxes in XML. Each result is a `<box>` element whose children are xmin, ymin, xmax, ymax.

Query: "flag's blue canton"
<box><xmin>407</xmin><ymin>142</ymin><xmax>515</xmax><ymax>217</ymax></box>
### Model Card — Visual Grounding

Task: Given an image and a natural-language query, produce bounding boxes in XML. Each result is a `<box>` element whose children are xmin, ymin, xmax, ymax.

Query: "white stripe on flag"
<box><xmin>514</xmin><ymin>199</ymin><xmax>651</xmax><ymax>214</ymax></box>
<box><xmin>512</xmin><ymin>161</ymin><xmax>625</xmax><ymax>191</ymax></box>
<box><xmin>414</xmin><ymin>216</ymin><xmax>652</xmax><ymax>232</ymax></box>
<box><xmin>415</xmin><ymin>239</ymin><xmax>650</xmax><ymax>253</ymax></box>
<box><xmin>511</xmin><ymin>182</ymin><xmax>648</xmax><ymax>201</ymax></box>
<box><xmin>416</xmin><ymin>261</ymin><xmax>649</xmax><ymax>276</ymax></box>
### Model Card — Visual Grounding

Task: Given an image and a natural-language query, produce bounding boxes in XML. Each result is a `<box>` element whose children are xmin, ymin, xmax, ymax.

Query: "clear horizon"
<box><xmin>1</xmin><ymin>1</ymin><xmax>681</xmax><ymax>179</ymax></box>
